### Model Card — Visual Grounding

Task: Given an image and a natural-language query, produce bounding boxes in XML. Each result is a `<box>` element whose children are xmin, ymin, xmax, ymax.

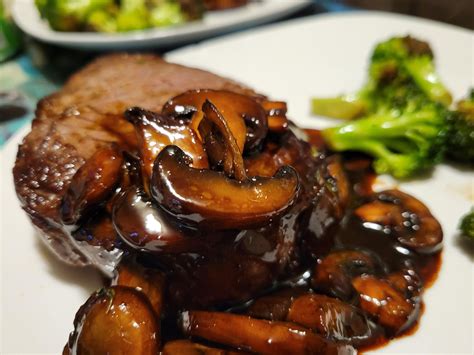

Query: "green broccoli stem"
<box><xmin>404</xmin><ymin>56</ymin><xmax>452</xmax><ymax>107</ymax></box>
<box><xmin>321</xmin><ymin>110</ymin><xmax>444</xmax><ymax>178</ymax></box>
<box><xmin>311</xmin><ymin>96</ymin><xmax>367</xmax><ymax>120</ymax></box>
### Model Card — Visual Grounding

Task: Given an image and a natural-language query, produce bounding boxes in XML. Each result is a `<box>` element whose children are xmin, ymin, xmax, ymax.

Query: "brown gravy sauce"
<box><xmin>303</xmin><ymin>129</ymin><xmax>442</xmax><ymax>352</ymax></box>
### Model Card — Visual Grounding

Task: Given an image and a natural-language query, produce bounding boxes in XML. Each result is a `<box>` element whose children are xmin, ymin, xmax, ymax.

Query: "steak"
<box><xmin>13</xmin><ymin>54</ymin><xmax>348</xmax><ymax>285</ymax></box>
<box><xmin>13</xmin><ymin>54</ymin><xmax>253</xmax><ymax>275</ymax></box>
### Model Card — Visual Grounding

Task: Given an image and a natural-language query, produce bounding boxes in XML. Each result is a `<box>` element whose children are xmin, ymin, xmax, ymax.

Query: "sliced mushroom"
<box><xmin>113</xmin><ymin>260</ymin><xmax>165</xmax><ymax>316</ymax></box>
<box><xmin>180</xmin><ymin>311</ymin><xmax>354</xmax><ymax>355</ymax></box>
<box><xmin>199</xmin><ymin>100</ymin><xmax>247</xmax><ymax>181</ymax></box>
<box><xmin>312</xmin><ymin>250</ymin><xmax>378</xmax><ymax>301</ymax></box>
<box><xmin>113</xmin><ymin>186</ymin><xmax>204</xmax><ymax>254</ymax></box>
<box><xmin>151</xmin><ymin>145</ymin><xmax>299</xmax><ymax>230</ymax></box>
<box><xmin>352</xmin><ymin>275</ymin><xmax>419</xmax><ymax>334</ymax></box>
<box><xmin>261</xmin><ymin>100</ymin><xmax>289</xmax><ymax>133</ymax></box>
<box><xmin>386</xmin><ymin>268</ymin><xmax>423</xmax><ymax>301</ymax></box>
<box><xmin>163</xmin><ymin>89</ymin><xmax>268</xmax><ymax>153</ymax></box>
<box><xmin>61</xmin><ymin>145</ymin><xmax>123</xmax><ymax>224</ymax></box>
<box><xmin>287</xmin><ymin>293</ymin><xmax>382</xmax><ymax>347</ymax></box>
<box><xmin>355</xmin><ymin>189</ymin><xmax>443</xmax><ymax>254</ymax></box>
<box><xmin>66</xmin><ymin>286</ymin><xmax>159</xmax><ymax>355</ymax></box>
<box><xmin>247</xmin><ymin>287</ymin><xmax>308</xmax><ymax>321</ymax></box>
<box><xmin>162</xmin><ymin>340</ymin><xmax>248</xmax><ymax>355</ymax></box>
<box><xmin>124</xmin><ymin>106</ymin><xmax>208</xmax><ymax>184</ymax></box>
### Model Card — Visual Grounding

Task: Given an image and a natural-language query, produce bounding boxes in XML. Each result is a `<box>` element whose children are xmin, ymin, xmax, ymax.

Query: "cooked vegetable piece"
<box><xmin>66</xmin><ymin>286</ymin><xmax>159</xmax><ymax>354</ymax></box>
<box><xmin>321</xmin><ymin>103</ymin><xmax>446</xmax><ymax>179</ymax></box>
<box><xmin>163</xmin><ymin>89</ymin><xmax>267</xmax><ymax>154</ymax></box>
<box><xmin>445</xmin><ymin>89</ymin><xmax>474</xmax><ymax>164</ymax></box>
<box><xmin>181</xmin><ymin>311</ymin><xmax>354</xmax><ymax>355</ymax></box>
<box><xmin>151</xmin><ymin>145</ymin><xmax>299</xmax><ymax>230</ymax></box>
<box><xmin>287</xmin><ymin>293</ymin><xmax>382</xmax><ymax>347</ymax></box>
<box><xmin>113</xmin><ymin>186</ymin><xmax>203</xmax><ymax>254</ymax></box>
<box><xmin>125</xmin><ymin>106</ymin><xmax>208</xmax><ymax>187</ymax></box>
<box><xmin>113</xmin><ymin>260</ymin><xmax>165</xmax><ymax>316</ymax></box>
<box><xmin>312</xmin><ymin>250</ymin><xmax>377</xmax><ymax>301</ymax></box>
<box><xmin>162</xmin><ymin>340</ymin><xmax>246</xmax><ymax>354</ymax></box>
<box><xmin>312</xmin><ymin>35</ymin><xmax>461</xmax><ymax>178</ymax></box>
<box><xmin>61</xmin><ymin>145</ymin><xmax>123</xmax><ymax>224</ymax></box>
<box><xmin>352</xmin><ymin>275</ymin><xmax>419</xmax><ymax>334</ymax></box>
<box><xmin>355</xmin><ymin>189</ymin><xmax>443</xmax><ymax>254</ymax></box>
<box><xmin>459</xmin><ymin>207</ymin><xmax>474</xmax><ymax>240</ymax></box>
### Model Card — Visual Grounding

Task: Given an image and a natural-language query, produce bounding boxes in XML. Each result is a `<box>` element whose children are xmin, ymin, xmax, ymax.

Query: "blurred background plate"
<box><xmin>11</xmin><ymin>0</ymin><xmax>311</xmax><ymax>50</ymax></box>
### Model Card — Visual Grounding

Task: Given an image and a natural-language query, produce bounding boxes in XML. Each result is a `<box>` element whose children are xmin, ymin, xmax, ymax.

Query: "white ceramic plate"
<box><xmin>2</xmin><ymin>11</ymin><xmax>473</xmax><ymax>354</ymax></box>
<box><xmin>11</xmin><ymin>0</ymin><xmax>310</xmax><ymax>50</ymax></box>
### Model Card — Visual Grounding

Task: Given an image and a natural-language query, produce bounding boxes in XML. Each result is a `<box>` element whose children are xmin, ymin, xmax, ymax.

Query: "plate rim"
<box><xmin>12</xmin><ymin>0</ymin><xmax>312</xmax><ymax>49</ymax></box>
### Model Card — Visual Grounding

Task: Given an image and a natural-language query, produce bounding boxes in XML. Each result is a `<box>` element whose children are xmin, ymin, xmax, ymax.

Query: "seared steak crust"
<box><xmin>13</xmin><ymin>54</ymin><xmax>252</xmax><ymax>271</ymax></box>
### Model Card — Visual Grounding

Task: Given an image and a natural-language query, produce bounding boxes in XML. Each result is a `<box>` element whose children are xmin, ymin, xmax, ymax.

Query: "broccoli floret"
<box><xmin>460</xmin><ymin>208</ymin><xmax>474</xmax><ymax>240</ymax></box>
<box><xmin>85</xmin><ymin>8</ymin><xmax>117</xmax><ymax>32</ymax></box>
<box><xmin>312</xmin><ymin>35</ymin><xmax>462</xmax><ymax>178</ymax></box>
<box><xmin>36</xmin><ymin>0</ymin><xmax>114</xmax><ymax>31</ymax></box>
<box><xmin>36</xmin><ymin>0</ymin><xmax>201</xmax><ymax>32</ymax></box>
<box><xmin>311</xmin><ymin>36</ymin><xmax>452</xmax><ymax>120</ymax></box>
<box><xmin>445</xmin><ymin>89</ymin><xmax>474</xmax><ymax>164</ymax></box>
<box><xmin>371</xmin><ymin>36</ymin><xmax>452</xmax><ymax>106</ymax></box>
<box><xmin>321</xmin><ymin>103</ymin><xmax>446</xmax><ymax>178</ymax></box>
<box><xmin>150</xmin><ymin>1</ymin><xmax>185</xmax><ymax>27</ymax></box>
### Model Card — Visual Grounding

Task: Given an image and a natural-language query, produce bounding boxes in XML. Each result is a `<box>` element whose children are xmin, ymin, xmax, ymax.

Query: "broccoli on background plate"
<box><xmin>35</xmin><ymin>0</ymin><xmax>203</xmax><ymax>32</ymax></box>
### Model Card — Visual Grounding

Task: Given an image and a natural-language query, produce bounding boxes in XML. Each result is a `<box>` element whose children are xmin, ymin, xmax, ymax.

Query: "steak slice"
<box><xmin>13</xmin><ymin>54</ymin><xmax>253</xmax><ymax>275</ymax></box>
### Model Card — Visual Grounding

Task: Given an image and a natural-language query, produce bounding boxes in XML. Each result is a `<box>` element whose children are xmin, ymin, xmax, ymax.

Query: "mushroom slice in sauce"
<box><xmin>355</xmin><ymin>189</ymin><xmax>443</xmax><ymax>254</ymax></box>
<box><xmin>162</xmin><ymin>340</ymin><xmax>248</xmax><ymax>354</ymax></box>
<box><xmin>180</xmin><ymin>311</ymin><xmax>354</xmax><ymax>355</ymax></box>
<box><xmin>312</xmin><ymin>250</ymin><xmax>378</xmax><ymax>302</ymax></box>
<box><xmin>113</xmin><ymin>260</ymin><xmax>165</xmax><ymax>316</ymax></box>
<box><xmin>352</xmin><ymin>275</ymin><xmax>419</xmax><ymax>335</ymax></box>
<box><xmin>112</xmin><ymin>186</ymin><xmax>203</xmax><ymax>254</ymax></box>
<box><xmin>287</xmin><ymin>293</ymin><xmax>382</xmax><ymax>347</ymax></box>
<box><xmin>151</xmin><ymin>145</ymin><xmax>299</xmax><ymax>230</ymax></box>
<box><xmin>198</xmin><ymin>100</ymin><xmax>247</xmax><ymax>181</ymax></box>
<box><xmin>65</xmin><ymin>286</ymin><xmax>159</xmax><ymax>355</ymax></box>
<box><xmin>163</xmin><ymin>89</ymin><xmax>268</xmax><ymax>153</ymax></box>
<box><xmin>124</xmin><ymin>106</ymin><xmax>208</xmax><ymax>184</ymax></box>
<box><xmin>61</xmin><ymin>145</ymin><xmax>123</xmax><ymax>225</ymax></box>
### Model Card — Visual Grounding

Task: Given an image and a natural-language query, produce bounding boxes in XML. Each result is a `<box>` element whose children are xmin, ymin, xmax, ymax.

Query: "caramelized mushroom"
<box><xmin>151</xmin><ymin>145</ymin><xmax>299</xmax><ymax>230</ymax></box>
<box><xmin>312</xmin><ymin>250</ymin><xmax>378</xmax><ymax>301</ymax></box>
<box><xmin>113</xmin><ymin>260</ymin><xmax>165</xmax><ymax>316</ymax></box>
<box><xmin>352</xmin><ymin>275</ymin><xmax>419</xmax><ymax>334</ymax></box>
<box><xmin>66</xmin><ymin>286</ymin><xmax>159</xmax><ymax>355</ymax></box>
<box><xmin>261</xmin><ymin>100</ymin><xmax>289</xmax><ymax>133</ymax></box>
<box><xmin>181</xmin><ymin>311</ymin><xmax>354</xmax><ymax>355</ymax></box>
<box><xmin>162</xmin><ymin>340</ymin><xmax>247</xmax><ymax>354</ymax></box>
<box><xmin>199</xmin><ymin>100</ymin><xmax>247</xmax><ymax>181</ymax></box>
<box><xmin>386</xmin><ymin>268</ymin><xmax>422</xmax><ymax>301</ymax></box>
<box><xmin>247</xmin><ymin>287</ymin><xmax>308</xmax><ymax>321</ymax></box>
<box><xmin>61</xmin><ymin>146</ymin><xmax>123</xmax><ymax>224</ymax></box>
<box><xmin>113</xmin><ymin>186</ymin><xmax>205</xmax><ymax>254</ymax></box>
<box><xmin>354</xmin><ymin>189</ymin><xmax>443</xmax><ymax>254</ymax></box>
<box><xmin>125</xmin><ymin>106</ymin><xmax>208</xmax><ymax>184</ymax></box>
<box><xmin>287</xmin><ymin>293</ymin><xmax>382</xmax><ymax>347</ymax></box>
<box><xmin>163</xmin><ymin>89</ymin><xmax>268</xmax><ymax>153</ymax></box>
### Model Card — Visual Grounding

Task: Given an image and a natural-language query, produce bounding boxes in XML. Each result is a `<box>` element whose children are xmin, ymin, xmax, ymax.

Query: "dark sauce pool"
<box><xmin>302</xmin><ymin>129</ymin><xmax>442</xmax><ymax>352</ymax></box>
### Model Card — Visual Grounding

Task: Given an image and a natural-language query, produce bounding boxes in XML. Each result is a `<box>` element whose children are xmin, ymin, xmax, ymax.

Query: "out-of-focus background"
<box><xmin>334</xmin><ymin>0</ymin><xmax>473</xmax><ymax>29</ymax></box>
<box><xmin>0</xmin><ymin>0</ymin><xmax>472</xmax><ymax>145</ymax></box>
